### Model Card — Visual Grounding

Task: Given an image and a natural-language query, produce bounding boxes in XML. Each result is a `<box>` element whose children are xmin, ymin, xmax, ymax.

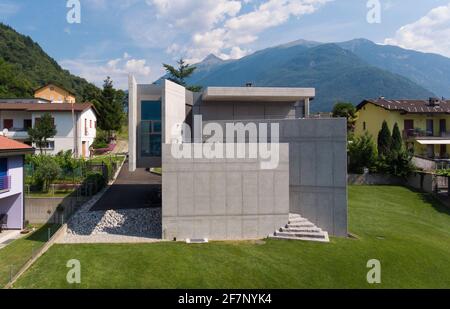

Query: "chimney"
<box><xmin>429</xmin><ymin>97</ymin><xmax>440</xmax><ymax>106</ymax></box>
<box><xmin>245</xmin><ymin>82</ymin><xmax>253</xmax><ymax>87</ymax></box>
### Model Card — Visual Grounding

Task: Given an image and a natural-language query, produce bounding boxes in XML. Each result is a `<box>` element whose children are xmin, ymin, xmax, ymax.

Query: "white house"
<box><xmin>0</xmin><ymin>99</ymin><xmax>98</xmax><ymax>157</ymax></box>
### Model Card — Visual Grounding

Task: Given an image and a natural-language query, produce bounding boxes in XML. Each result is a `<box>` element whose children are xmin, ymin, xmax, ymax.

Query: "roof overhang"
<box><xmin>202</xmin><ymin>87</ymin><xmax>315</xmax><ymax>102</ymax></box>
<box><xmin>0</xmin><ymin>148</ymin><xmax>35</xmax><ymax>157</ymax></box>
<box><xmin>416</xmin><ymin>139</ymin><xmax>450</xmax><ymax>145</ymax></box>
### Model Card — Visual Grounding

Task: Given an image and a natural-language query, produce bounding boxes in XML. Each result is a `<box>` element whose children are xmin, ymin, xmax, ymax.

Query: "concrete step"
<box><xmin>274</xmin><ymin>231</ymin><xmax>327</xmax><ymax>239</ymax></box>
<box><xmin>280</xmin><ymin>227</ymin><xmax>322</xmax><ymax>233</ymax></box>
<box><xmin>269</xmin><ymin>234</ymin><xmax>330</xmax><ymax>243</ymax></box>
<box><xmin>289</xmin><ymin>214</ymin><xmax>303</xmax><ymax>219</ymax></box>
<box><xmin>286</xmin><ymin>223</ymin><xmax>316</xmax><ymax>228</ymax></box>
<box><xmin>288</xmin><ymin>218</ymin><xmax>308</xmax><ymax>224</ymax></box>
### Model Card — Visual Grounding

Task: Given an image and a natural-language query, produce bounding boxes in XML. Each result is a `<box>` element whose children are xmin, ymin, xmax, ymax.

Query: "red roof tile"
<box><xmin>0</xmin><ymin>136</ymin><xmax>33</xmax><ymax>151</ymax></box>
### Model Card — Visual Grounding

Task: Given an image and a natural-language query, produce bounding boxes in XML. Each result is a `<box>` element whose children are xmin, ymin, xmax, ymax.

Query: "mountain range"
<box><xmin>183</xmin><ymin>39</ymin><xmax>450</xmax><ymax>112</ymax></box>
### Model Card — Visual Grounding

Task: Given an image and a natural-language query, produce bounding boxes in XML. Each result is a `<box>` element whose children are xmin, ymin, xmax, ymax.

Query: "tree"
<box><xmin>377</xmin><ymin>121</ymin><xmax>392</xmax><ymax>158</ymax></box>
<box><xmin>391</xmin><ymin>123</ymin><xmax>403</xmax><ymax>154</ymax></box>
<box><xmin>98</xmin><ymin>77</ymin><xmax>124</xmax><ymax>138</ymax></box>
<box><xmin>28</xmin><ymin>112</ymin><xmax>57</xmax><ymax>154</ymax></box>
<box><xmin>332</xmin><ymin>102</ymin><xmax>357</xmax><ymax>133</ymax></box>
<box><xmin>163</xmin><ymin>58</ymin><xmax>202</xmax><ymax>92</ymax></box>
<box><xmin>34</xmin><ymin>155</ymin><xmax>61</xmax><ymax>192</ymax></box>
<box><xmin>349</xmin><ymin>132</ymin><xmax>378</xmax><ymax>174</ymax></box>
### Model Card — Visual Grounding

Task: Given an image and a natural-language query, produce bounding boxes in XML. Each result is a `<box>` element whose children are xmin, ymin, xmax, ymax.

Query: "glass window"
<box><xmin>153</xmin><ymin>121</ymin><xmax>161</xmax><ymax>133</ymax></box>
<box><xmin>141</xmin><ymin>101</ymin><xmax>161</xmax><ymax>121</ymax></box>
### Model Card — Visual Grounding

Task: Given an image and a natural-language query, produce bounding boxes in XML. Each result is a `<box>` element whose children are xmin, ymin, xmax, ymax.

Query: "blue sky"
<box><xmin>1</xmin><ymin>0</ymin><xmax>450</xmax><ymax>89</ymax></box>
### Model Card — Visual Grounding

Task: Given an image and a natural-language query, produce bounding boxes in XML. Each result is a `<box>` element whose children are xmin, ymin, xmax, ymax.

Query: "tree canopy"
<box><xmin>28</xmin><ymin>112</ymin><xmax>57</xmax><ymax>154</ymax></box>
<box><xmin>163</xmin><ymin>58</ymin><xmax>202</xmax><ymax>92</ymax></box>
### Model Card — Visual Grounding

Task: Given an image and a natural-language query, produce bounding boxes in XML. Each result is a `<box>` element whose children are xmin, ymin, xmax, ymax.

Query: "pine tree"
<box><xmin>163</xmin><ymin>58</ymin><xmax>202</xmax><ymax>92</ymax></box>
<box><xmin>391</xmin><ymin>123</ymin><xmax>403</xmax><ymax>154</ymax></box>
<box><xmin>377</xmin><ymin>121</ymin><xmax>392</xmax><ymax>158</ymax></box>
<box><xmin>98</xmin><ymin>77</ymin><xmax>124</xmax><ymax>138</ymax></box>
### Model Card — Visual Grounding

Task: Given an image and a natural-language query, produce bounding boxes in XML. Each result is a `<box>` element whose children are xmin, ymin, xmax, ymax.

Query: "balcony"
<box><xmin>0</xmin><ymin>176</ymin><xmax>11</xmax><ymax>193</ymax></box>
<box><xmin>3</xmin><ymin>128</ymin><xmax>29</xmax><ymax>140</ymax></box>
<box><xmin>403</xmin><ymin>129</ymin><xmax>450</xmax><ymax>140</ymax></box>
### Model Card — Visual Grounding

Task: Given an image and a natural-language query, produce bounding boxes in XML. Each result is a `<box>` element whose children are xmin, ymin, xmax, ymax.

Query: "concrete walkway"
<box><xmin>0</xmin><ymin>230</ymin><xmax>22</xmax><ymax>250</ymax></box>
<box><xmin>90</xmin><ymin>162</ymin><xmax>161</xmax><ymax>211</ymax></box>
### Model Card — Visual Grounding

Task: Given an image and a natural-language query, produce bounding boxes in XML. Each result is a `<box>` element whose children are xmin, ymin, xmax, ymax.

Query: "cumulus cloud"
<box><xmin>126</xmin><ymin>0</ymin><xmax>332</xmax><ymax>63</ymax></box>
<box><xmin>60</xmin><ymin>53</ymin><xmax>152</xmax><ymax>89</ymax></box>
<box><xmin>385</xmin><ymin>3</ymin><xmax>450</xmax><ymax>57</ymax></box>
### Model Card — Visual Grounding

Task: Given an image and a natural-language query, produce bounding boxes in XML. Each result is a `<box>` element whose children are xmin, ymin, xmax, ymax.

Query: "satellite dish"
<box><xmin>2</xmin><ymin>128</ymin><xmax>8</xmax><ymax>136</ymax></box>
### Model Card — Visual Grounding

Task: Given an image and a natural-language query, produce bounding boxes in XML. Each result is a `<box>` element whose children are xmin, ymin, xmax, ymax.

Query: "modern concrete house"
<box><xmin>129</xmin><ymin>76</ymin><xmax>348</xmax><ymax>242</ymax></box>
<box><xmin>0</xmin><ymin>136</ymin><xmax>34</xmax><ymax>231</ymax></box>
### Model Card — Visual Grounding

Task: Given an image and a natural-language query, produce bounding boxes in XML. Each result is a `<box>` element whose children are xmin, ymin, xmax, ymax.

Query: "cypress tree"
<box><xmin>377</xmin><ymin>121</ymin><xmax>392</xmax><ymax>158</ymax></box>
<box><xmin>391</xmin><ymin>123</ymin><xmax>403</xmax><ymax>154</ymax></box>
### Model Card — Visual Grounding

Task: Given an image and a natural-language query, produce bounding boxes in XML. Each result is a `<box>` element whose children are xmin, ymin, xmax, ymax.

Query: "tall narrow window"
<box><xmin>141</xmin><ymin>100</ymin><xmax>162</xmax><ymax>157</ymax></box>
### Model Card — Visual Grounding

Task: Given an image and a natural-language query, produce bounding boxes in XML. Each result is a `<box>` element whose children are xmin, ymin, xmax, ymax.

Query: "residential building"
<box><xmin>34</xmin><ymin>83</ymin><xmax>76</xmax><ymax>103</ymax></box>
<box><xmin>0</xmin><ymin>136</ymin><xmax>34</xmax><ymax>230</ymax></box>
<box><xmin>0</xmin><ymin>99</ymin><xmax>97</xmax><ymax>157</ymax></box>
<box><xmin>129</xmin><ymin>77</ymin><xmax>348</xmax><ymax>241</ymax></box>
<box><xmin>355</xmin><ymin>97</ymin><xmax>450</xmax><ymax>160</ymax></box>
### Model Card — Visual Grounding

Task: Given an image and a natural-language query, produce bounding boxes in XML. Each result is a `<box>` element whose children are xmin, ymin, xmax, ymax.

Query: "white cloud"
<box><xmin>60</xmin><ymin>53</ymin><xmax>152</xmax><ymax>89</ymax></box>
<box><xmin>125</xmin><ymin>0</ymin><xmax>332</xmax><ymax>64</ymax></box>
<box><xmin>385</xmin><ymin>3</ymin><xmax>450</xmax><ymax>57</ymax></box>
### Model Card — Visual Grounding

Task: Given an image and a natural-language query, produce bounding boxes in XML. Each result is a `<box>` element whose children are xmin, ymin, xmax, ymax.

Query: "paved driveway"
<box><xmin>90</xmin><ymin>162</ymin><xmax>161</xmax><ymax>211</ymax></box>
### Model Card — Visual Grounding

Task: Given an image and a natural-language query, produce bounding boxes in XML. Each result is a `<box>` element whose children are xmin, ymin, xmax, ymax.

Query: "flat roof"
<box><xmin>202</xmin><ymin>87</ymin><xmax>315</xmax><ymax>102</ymax></box>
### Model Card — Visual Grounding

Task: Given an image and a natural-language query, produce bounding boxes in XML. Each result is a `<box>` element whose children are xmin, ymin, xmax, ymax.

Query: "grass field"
<box><xmin>13</xmin><ymin>186</ymin><xmax>450</xmax><ymax>289</ymax></box>
<box><xmin>0</xmin><ymin>225</ymin><xmax>59</xmax><ymax>287</ymax></box>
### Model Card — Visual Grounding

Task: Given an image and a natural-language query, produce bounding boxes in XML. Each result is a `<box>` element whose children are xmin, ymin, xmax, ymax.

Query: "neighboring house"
<box><xmin>0</xmin><ymin>99</ymin><xmax>97</xmax><ymax>157</ymax></box>
<box><xmin>0</xmin><ymin>136</ymin><xmax>34</xmax><ymax>230</ymax></box>
<box><xmin>34</xmin><ymin>83</ymin><xmax>76</xmax><ymax>103</ymax></box>
<box><xmin>355</xmin><ymin>97</ymin><xmax>450</xmax><ymax>160</ymax></box>
<box><xmin>129</xmin><ymin>77</ymin><xmax>348</xmax><ymax>241</ymax></box>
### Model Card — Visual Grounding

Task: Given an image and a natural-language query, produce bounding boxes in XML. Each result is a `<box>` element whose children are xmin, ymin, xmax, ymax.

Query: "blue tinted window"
<box><xmin>141</xmin><ymin>101</ymin><xmax>161</xmax><ymax>121</ymax></box>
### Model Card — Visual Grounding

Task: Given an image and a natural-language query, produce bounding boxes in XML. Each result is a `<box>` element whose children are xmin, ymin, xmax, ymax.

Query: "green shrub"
<box><xmin>349</xmin><ymin>132</ymin><xmax>377</xmax><ymax>174</ymax></box>
<box><xmin>93</xmin><ymin>129</ymin><xmax>109</xmax><ymax>149</ymax></box>
<box><xmin>34</xmin><ymin>156</ymin><xmax>61</xmax><ymax>192</ymax></box>
<box><xmin>84</xmin><ymin>172</ymin><xmax>106</xmax><ymax>194</ymax></box>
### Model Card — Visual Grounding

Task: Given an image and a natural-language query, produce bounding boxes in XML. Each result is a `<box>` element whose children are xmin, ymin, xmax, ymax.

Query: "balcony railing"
<box><xmin>403</xmin><ymin>129</ymin><xmax>450</xmax><ymax>139</ymax></box>
<box><xmin>0</xmin><ymin>176</ymin><xmax>11</xmax><ymax>192</ymax></box>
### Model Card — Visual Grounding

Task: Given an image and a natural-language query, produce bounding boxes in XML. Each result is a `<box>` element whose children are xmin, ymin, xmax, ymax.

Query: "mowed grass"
<box><xmin>15</xmin><ymin>186</ymin><xmax>450</xmax><ymax>288</ymax></box>
<box><xmin>0</xmin><ymin>225</ymin><xmax>59</xmax><ymax>287</ymax></box>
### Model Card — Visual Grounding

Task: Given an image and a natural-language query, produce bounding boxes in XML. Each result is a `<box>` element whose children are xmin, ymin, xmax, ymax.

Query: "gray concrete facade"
<box><xmin>201</xmin><ymin>118</ymin><xmax>348</xmax><ymax>237</ymax></box>
<box><xmin>161</xmin><ymin>143</ymin><xmax>290</xmax><ymax>240</ymax></box>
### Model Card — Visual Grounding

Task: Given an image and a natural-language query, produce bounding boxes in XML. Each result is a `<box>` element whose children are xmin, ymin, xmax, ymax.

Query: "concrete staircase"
<box><xmin>269</xmin><ymin>214</ymin><xmax>329</xmax><ymax>243</ymax></box>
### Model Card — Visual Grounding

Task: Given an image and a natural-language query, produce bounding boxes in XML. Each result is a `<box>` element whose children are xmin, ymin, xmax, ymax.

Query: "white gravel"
<box><xmin>58</xmin><ymin>187</ymin><xmax>162</xmax><ymax>244</ymax></box>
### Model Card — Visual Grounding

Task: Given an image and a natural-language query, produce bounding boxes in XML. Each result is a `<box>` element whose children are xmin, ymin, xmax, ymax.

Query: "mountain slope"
<box><xmin>184</xmin><ymin>43</ymin><xmax>435</xmax><ymax>112</ymax></box>
<box><xmin>338</xmin><ymin>38</ymin><xmax>450</xmax><ymax>98</ymax></box>
<box><xmin>0</xmin><ymin>23</ymin><xmax>100</xmax><ymax>100</ymax></box>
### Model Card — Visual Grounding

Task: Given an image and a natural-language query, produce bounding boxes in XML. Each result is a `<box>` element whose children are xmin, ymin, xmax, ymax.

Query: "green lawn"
<box><xmin>0</xmin><ymin>224</ymin><xmax>59</xmax><ymax>287</ymax></box>
<box><xmin>14</xmin><ymin>186</ymin><xmax>450</xmax><ymax>289</ymax></box>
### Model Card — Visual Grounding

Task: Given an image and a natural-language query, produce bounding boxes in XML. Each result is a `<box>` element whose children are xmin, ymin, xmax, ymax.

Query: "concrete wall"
<box><xmin>25</xmin><ymin>197</ymin><xmax>80</xmax><ymax>224</ymax></box>
<box><xmin>201</xmin><ymin>118</ymin><xmax>348</xmax><ymax>237</ymax></box>
<box><xmin>162</xmin><ymin>80</ymin><xmax>186</xmax><ymax>144</ymax></box>
<box><xmin>162</xmin><ymin>143</ymin><xmax>290</xmax><ymax>240</ymax></box>
<box><xmin>193</xmin><ymin>100</ymin><xmax>306</xmax><ymax>121</ymax></box>
<box><xmin>128</xmin><ymin>75</ymin><xmax>138</xmax><ymax>171</ymax></box>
